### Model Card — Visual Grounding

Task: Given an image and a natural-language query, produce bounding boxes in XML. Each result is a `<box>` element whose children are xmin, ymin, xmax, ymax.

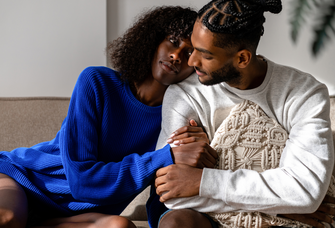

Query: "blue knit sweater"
<box><xmin>0</xmin><ymin>66</ymin><xmax>172</xmax><ymax>228</ymax></box>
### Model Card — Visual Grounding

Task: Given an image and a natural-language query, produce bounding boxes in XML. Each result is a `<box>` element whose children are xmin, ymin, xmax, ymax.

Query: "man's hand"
<box><xmin>278</xmin><ymin>195</ymin><xmax>335</xmax><ymax>228</ymax></box>
<box><xmin>155</xmin><ymin>164</ymin><xmax>203</xmax><ymax>202</ymax></box>
<box><xmin>167</xmin><ymin>119</ymin><xmax>209</xmax><ymax>146</ymax></box>
<box><xmin>171</xmin><ymin>142</ymin><xmax>218</xmax><ymax>168</ymax></box>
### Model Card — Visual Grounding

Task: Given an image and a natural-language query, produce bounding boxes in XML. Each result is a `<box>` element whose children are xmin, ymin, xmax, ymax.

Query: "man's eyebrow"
<box><xmin>194</xmin><ymin>47</ymin><xmax>213</xmax><ymax>55</ymax></box>
<box><xmin>190</xmin><ymin>35</ymin><xmax>213</xmax><ymax>55</ymax></box>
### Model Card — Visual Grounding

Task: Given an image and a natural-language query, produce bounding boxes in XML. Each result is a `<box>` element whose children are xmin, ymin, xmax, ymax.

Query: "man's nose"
<box><xmin>188</xmin><ymin>51</ymin><xmax>199</xmax><ymax>67</ymax></box>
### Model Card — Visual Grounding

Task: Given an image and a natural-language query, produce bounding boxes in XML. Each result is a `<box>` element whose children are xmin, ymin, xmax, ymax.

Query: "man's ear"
<box><xmin>235</xmin><ymin>49</ymin><xmax>252</xmax><ymax>69</ymax></box>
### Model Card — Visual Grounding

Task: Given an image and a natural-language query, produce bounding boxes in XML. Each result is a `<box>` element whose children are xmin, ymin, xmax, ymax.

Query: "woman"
<box><xmin>0</xmin><ymin>6</ymin><xmax>198</xmax><ymax>228</ymax></box>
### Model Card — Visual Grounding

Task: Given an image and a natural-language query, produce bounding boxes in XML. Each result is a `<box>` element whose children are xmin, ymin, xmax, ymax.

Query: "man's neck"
<box><xmin>227</xmin><ymin>55</ymin><xmax>267</xmax><ymax>90</ymax></box>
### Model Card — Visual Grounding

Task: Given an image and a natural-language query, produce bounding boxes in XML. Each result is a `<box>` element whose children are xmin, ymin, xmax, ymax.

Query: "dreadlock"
<box><xmin>107</xmin><ymin>6</ymin><xmax>197</xmax><ymax>85</ymax></box>
<box><xmin>198</xmin><ymin>0</ymin><xmax>282</xmax><ymax>51</ymax></box>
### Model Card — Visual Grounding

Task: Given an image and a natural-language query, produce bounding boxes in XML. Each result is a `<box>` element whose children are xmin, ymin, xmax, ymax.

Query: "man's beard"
<box><xmin>197</xmin><ymin>62</ymin><xmax>242</xmax><ymax>86</ymax></box>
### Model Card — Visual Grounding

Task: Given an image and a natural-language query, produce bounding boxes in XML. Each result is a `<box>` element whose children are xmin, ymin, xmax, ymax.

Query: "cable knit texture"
<box><xmin>208</xmin><ymin>100</ymin><xmax>335</xmax><ymax>228</ymax></box>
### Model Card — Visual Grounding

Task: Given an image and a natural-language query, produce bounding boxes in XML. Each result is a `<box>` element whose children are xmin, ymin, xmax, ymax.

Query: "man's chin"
<box><xmin>198</xmin><ymin>76</ymin><xmax>216</xmax><ymax>86</ymax></box>
<box><xmin>197</xmin><ymin>75</ymin><xmax>207</xmax><ymax>84</ymax></box>
<box><xmin>197</xmin><ymin>76</ymin><xmax>222</xmax><ymax>86</ymax></box>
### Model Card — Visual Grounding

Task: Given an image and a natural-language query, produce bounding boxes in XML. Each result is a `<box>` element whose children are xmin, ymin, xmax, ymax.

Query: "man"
<box><xmin>155</xmin><ymin>0</ymin><xmax>335</xmax><ymax>228</ymax></box>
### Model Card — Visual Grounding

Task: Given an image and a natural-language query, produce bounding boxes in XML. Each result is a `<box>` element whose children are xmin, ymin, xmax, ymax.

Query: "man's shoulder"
<box><xmin>268</xmin><ymin>59</ymin><xmax>327</xmax><ymax>96</ymax></box>
<box><xmin>270</xmin><ymin>59</ymin><xmax>321</xmax><ymax>84</ymax></box>
<box><xmin>268</xmin><ymin>60</ymin><xmax>330</xmax><ymax>110</ymax></box>
<box><xmin>170</xmin><ymin>73</ymin><xmax>201</xmax><ymax>89</ymax></box>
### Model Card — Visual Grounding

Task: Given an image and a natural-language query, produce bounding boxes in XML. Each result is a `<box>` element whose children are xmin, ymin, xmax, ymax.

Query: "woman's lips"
<box><xmin>160</xmin><ymin>61</ymin><xmax>179</xmax><ymax>74</ymax></box>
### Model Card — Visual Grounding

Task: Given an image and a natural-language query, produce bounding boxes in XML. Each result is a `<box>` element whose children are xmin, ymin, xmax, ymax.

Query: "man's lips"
<box><xmin>160</xmin><ymin>61</ymin><xmax>179</xmax><ymax>74</ymax></box>
<box><xmin>195</xmin><ymin>67</ymin><xmax>207</xmax><ymax>76</ymax></box>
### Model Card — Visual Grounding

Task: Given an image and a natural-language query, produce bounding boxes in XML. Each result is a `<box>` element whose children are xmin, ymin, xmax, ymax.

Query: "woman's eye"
<box><xmin>169</xmin><ymin>38</ymin><xmax>178</xmax><ymax>45</ymax></box>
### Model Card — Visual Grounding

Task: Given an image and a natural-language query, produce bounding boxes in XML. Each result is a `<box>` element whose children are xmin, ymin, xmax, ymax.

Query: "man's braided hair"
<box><xmin>198</xmin><ymin>0</ymin><xmax>282</xmax><ymax>50</ymax></box>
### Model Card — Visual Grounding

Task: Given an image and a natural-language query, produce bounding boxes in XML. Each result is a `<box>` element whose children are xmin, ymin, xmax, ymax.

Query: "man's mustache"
<box><xmin>194</xmin><ymin>66</ymin><xmax>207</xmax><ymax>75</ymax></box>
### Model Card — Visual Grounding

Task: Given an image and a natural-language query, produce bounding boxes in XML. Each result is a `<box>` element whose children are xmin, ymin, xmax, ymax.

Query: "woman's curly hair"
<box><xmin>107</xmin><ymin>6</ymin><xmax>197</xmax><ymax>85</ymax></box>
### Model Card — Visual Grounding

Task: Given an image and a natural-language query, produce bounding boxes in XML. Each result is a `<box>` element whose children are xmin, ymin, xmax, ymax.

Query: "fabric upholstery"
<box><xmin>0</xmin><ymin>97</ymin><xmax>70</xmax><ymax>151</ymax></box>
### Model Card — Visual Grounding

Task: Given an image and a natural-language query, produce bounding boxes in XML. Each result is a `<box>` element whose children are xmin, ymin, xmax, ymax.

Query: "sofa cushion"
<box><xmin>0</xmin><ymin>97</ymin><xmax>70</xmax><ymax>151</ymax></box>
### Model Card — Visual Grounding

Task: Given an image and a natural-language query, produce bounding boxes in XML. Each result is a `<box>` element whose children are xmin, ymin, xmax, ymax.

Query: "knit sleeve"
<box><xmin>157</xmin><ymin>79</ymin><xmax>235</xmax><ymax>212</ymax></box>
<box><xmin>156</xmin><ymin>78</ymin><xmax>203</xmax><ymax>150</ymax></box>
<box><xmin>59</xmin><ymin>67</ymin><xmax>173</xmax><ymax>205</ymax></box>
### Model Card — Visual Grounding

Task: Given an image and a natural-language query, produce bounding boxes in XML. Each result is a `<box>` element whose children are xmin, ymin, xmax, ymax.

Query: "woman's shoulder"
<box><xmin>70</xmin><ymin>67</ymin><xmax>125</xmax><ymax>100</ymax></box>
<box><xmin>76</xmin><ymin>66</ymin><xmax>123</xmax><ymax>87</ymax></box>
<box><xmin>79</xmin><ymin>66</ymin><xmax>120</xmax><ymax>80</ymax></box>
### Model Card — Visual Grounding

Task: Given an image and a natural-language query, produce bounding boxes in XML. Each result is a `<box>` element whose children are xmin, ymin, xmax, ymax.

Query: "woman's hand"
<box><xmin>167</xmin><ymin>119</ymin><xmax>209</xmax><ymax>146</ymax></box>
<box><xmin>170</xmin><ymin>141</ymin><xmax>218</xmax><ymax>168</ymax></box>
<box><xmin>168</xmin><ymin>119</ymin><xmax>217</xmax><ymax>169</ymax></box>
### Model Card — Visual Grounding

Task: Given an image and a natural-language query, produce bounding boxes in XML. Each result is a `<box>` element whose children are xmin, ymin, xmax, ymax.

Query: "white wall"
<box><xmin>0</xmin><ymin>0</ymin><xmax>106</xmax><ymax>97</ymax></box>
<box><xmin>1</xmin><ymin>1</ymin><xmax>334</xmax><ymax>97</ymax></box>
<box><xmin>258</xmin><ymin>4</ymin><xmax>335</xmax><ymax>96</ymax></box>
<box><xmin>107</xmin><ymin>0</ymin><xmax>335</xmax><ymax>96</ymax></box>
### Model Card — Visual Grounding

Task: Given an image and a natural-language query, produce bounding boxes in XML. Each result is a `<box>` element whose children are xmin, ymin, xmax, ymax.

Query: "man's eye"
<box><xmin>204</xmin><ymin>56</ymin><xmax>212</xmax><ymax>60</ymax></box>
<box><xmin>188</xmin><ymin>50</ymin><xmax>193</xmax><ymax>56</ymax></box>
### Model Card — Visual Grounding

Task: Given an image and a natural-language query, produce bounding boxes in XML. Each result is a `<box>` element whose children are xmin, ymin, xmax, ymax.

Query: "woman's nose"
<box><xmin>170</xmin><ymin>52</ymin><xmax>181</xmax><ymax>63</ymax></box>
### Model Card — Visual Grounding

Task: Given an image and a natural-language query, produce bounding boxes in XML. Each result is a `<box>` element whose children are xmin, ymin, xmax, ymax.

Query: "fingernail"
<box><xmin>170</xmin><ymin>133</ymin><xmax>175</xmax><ymax>138</ymax></box>
<box><xmin>173</xmin><ymin>140</ymin><xmax>180</xmax><ymax>145</ymax></box>
<box><xmin>167</xmin><ymin>138</ymin><xmax>173</xmax><ymax>143</ymax></box>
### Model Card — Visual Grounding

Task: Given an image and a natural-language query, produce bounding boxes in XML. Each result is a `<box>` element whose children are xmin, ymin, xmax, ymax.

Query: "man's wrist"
<box><xmin>200</xmin><ymin>168</ymin><xmax>231</xmax><ymax>201</ymax></box>
<box><xmin>169</xmin><ymin>145</ymin><xmax>175</xmax><ymax>163</ymax></box>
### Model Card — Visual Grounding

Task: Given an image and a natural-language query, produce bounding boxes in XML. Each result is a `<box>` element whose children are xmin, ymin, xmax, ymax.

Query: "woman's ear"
<box><xmin>235</xmin><ymin>49</ymin><xmax>252</xmax><ymax>69</ymax></box>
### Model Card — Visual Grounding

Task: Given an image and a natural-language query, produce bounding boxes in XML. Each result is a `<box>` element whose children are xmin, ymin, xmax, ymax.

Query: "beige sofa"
<box><xmin>1</xmin><ymin>96</ymin><xmax>335</xmax><ymax>228</ymax></box>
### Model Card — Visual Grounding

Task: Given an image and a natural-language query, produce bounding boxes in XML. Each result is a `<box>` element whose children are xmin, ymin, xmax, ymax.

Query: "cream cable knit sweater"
<box><xmin>156</xmin><ymin>57</ymin><xmax>334</xmax><ymax>215</ymax></box>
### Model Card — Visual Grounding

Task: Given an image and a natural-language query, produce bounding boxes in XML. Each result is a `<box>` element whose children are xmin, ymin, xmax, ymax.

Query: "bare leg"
<box><xmin>159</xmin><ymin>209</ymin><xmax>214</xmax><ymax>228</ymax></box>
<box><xmin>0</xmin><ymin>173</ymin><xmax>28</xmax><ymax>228</ymax></box>
<box><xmin>34</xmin><ymin>213</ymin><xmax>136</xmax><ymax>228</ymax></box>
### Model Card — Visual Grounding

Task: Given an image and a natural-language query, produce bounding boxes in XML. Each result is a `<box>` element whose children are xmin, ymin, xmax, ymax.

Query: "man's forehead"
<box><xmin>192</xmin><ymin>21</ymin><xmax>213</xmax><ymax>38</ymax></box>
<box><xmin>191</xmin><ymin>21</ymin><xmax>221</xmax><ymax>55</ymax></box>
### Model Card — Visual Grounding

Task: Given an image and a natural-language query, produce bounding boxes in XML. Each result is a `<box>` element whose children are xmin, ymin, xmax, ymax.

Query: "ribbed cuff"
<box><xmin>200</xmin><ymin>168</ymin><xmax>232</xmax><ymax>202</ymax></box>
<box><xmin>151</xmin><ymin>144</ymin><xmax>174</xmax><ymax>169</ymax></box>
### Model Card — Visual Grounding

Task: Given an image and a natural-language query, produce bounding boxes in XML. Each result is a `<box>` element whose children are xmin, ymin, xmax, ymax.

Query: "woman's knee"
<box><xmin>95</xmin><ymin>215</ymin><xmax>136</xmax><ymax>228</ymax></box>
<box><xmin>0</xmin><ymin>173</ymin><xmax>28</xmax><ymax>228</ymax></box>
<box><xmin>159</xmin><ymin>209</ymin><xmax>213</xmax><ymax>228</ymax></box>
